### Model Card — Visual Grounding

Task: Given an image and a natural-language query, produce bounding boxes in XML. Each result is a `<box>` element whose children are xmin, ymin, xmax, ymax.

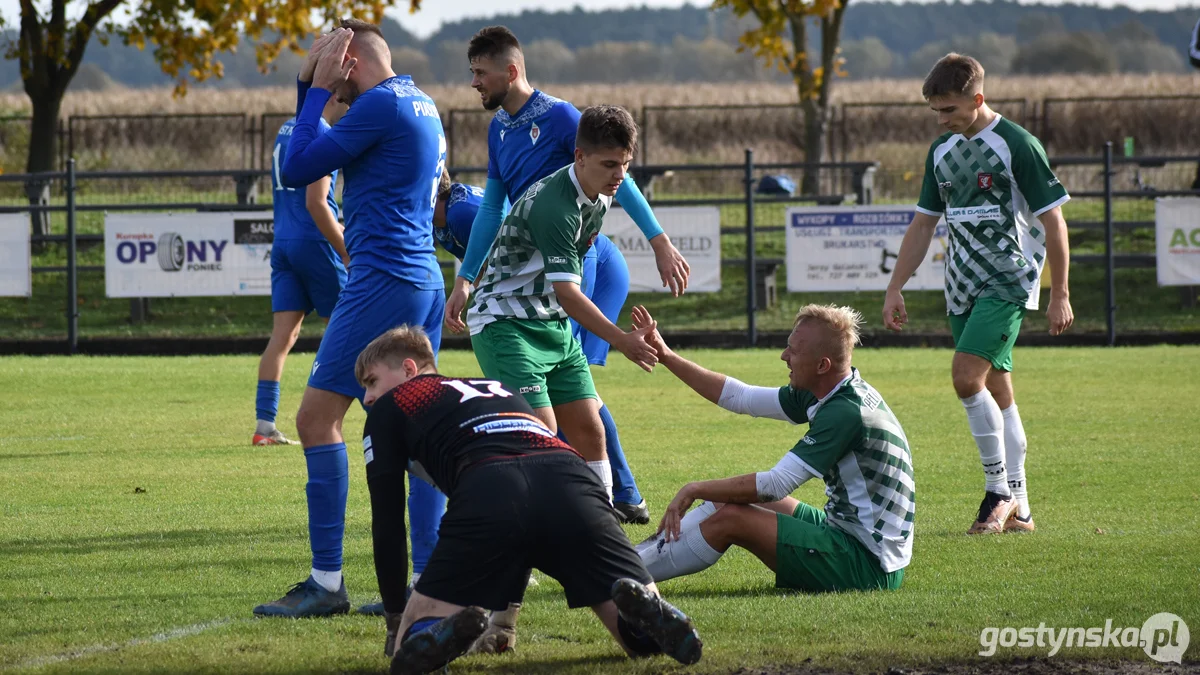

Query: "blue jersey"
<box><xmin>321</xmin><ymin>76</ymin><xmax>445</xmax><ymax>289</ymax></box>
<box><xmin>487</xmin><ymin>90</ymin><xmax>581</xmax><ymax>204</ymax></box>
<box><xmin>272</xmin><ymin>118</ymin><xmax>339</xmax><ymax>241</ymax></box>
<box><xmin>434</xmin><ymin>183</ymin><xmax>484</xmax><ymax>260</ymax></box>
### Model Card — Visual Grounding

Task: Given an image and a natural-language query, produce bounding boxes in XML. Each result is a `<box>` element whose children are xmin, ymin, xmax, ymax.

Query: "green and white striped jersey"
<box><xmin>778</xmin><ymin>369</ymin><xmax>915</xmax><ymax>573</ymax></box>
<box><xmin>467</xmin><ymin>164</ymin><xmax>611</xmax><ymax>335</ymax></box>
<box><xmin>916</xmin><ymin>115</ymin><xmax>1069</xmax><ymax>314</ymax></box>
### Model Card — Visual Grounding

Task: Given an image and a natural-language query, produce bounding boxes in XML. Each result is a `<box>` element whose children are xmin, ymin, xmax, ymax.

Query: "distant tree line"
<box><xmin>1</xmin><ymin>2</ymin><xmax>1195</xmax><ymax>91</ymax></box>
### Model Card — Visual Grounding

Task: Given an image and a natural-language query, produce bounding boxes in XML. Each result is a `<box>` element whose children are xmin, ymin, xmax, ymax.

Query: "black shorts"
<box><xmin>414</xmin><ymin>451</ymin><xmax>652</xmax><ymax>611</ymax></box>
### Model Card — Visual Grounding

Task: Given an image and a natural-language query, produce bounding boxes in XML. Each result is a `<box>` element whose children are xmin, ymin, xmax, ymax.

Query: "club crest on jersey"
<box><xmin>977</xmin><ymin>173</ymin><xmax>993</xmax><ymax>190</ymax></box>
<box><xmin>530</xmin><ymin>122</ymin><xmax>541</xmax><ymax>145</ymax></box>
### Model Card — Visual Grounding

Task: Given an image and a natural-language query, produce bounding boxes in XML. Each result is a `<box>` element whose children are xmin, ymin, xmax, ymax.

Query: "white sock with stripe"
<box><xmin>586</xmin><ymin>460</ymin><xmax>613</xmax><ymax>503</ymax></box>
<box><xmin>1001</xmin><ymin>403</ymin><xmax>1030</xmax><ymax>517</ymax></box>
<box><xmin>638</xmin><ymin>519</ymin><xmax>723</xmax><ymax>582</ymax></box>
<box><xmin>962</xmin><ymin>389</ymin><xmax>1010</xmax><ymax>496</ymax></box>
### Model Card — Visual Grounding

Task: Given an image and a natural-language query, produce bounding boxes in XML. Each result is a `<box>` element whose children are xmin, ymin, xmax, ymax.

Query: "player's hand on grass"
<box><xmin>631</xmin><ymin>305</ymin><xmax>669</xmax><ymax>359</ymax></box>
<box><xmin>300</xmin><ymin>32</ymin><xmax>338</xmax><ymax>82</ymax></box>
<box><xmin>615</xmin><ymin>323</ymin><xmax>659</xmax><ymax>373</ymax></box>
<box><xmin>657</xmin><ymin>484</ymin><xmax>697</xmax><ymax>542</ymax></box>
<box><xmin>312</xmin><ymin>28</ymin><xmax>357</xmax><ymax>93</ymax></box>
<box><xmin>882</xmin><ymin>288</ymin><xmax>907</xmax><ymax>332</ymax></box>
<box><xmin>650</xmin><ymin>235</ymin><xmax>690</xmax><ymax>296</ymax></box>
<box><xmin>1047</xmin><ymin>293</ymin><xmax>1074</xmax><ymax>335</ymax></box>
<box><xmin>444</xmin><ymin>276</ymin><xmax>472</xmax><ymax>334</ymax></box>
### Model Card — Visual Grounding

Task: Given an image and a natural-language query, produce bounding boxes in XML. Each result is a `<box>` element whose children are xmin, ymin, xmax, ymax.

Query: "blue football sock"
<box><xmin>600</xmin><ymin>404</ymin><xmax>642</xmax><ymax>505</ymax></box>
<box><xmin>256</xmin><ymin>380</ymin><xmax>280</xmax><ymax>423</ymax></box>
<box><xmin>304</xmin><ymin>442</ymin><xmax>348</xmax><ymax>572</ymax></box>
<box><xmin>408</xmin><ymin>474</ymin><xmax>446</xmax><ymax>577</ymax></box>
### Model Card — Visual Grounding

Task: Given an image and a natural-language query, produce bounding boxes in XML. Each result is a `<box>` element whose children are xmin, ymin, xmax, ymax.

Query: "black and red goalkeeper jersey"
<box><xmin>362</xmin><ymin>374</ymin><xmax>576</xmax><ymax>495</ymax></box>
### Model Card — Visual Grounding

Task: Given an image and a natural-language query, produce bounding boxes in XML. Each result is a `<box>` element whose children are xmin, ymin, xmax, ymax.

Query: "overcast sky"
<box><xmin>0</xmin><ymin>0</ymin><xmax>1194</xmax><ymax>39</ymax></box>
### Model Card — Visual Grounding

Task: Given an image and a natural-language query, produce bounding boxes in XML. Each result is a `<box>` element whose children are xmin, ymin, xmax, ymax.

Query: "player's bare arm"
<box><xmin>631</xmin><ymin>305</ymin><xmax>727</xmax><ymax>403</ymax></box>
<box><xmin>555</xmin><ymin>281</ymin><xmax>657</xmax><ymax>372</ymax></box>
<box><xmin>305</xmin><ymin>178</ymin><xmax>350</xmax><ymax>266</ymax></box>
<box><xmin>1039</xmin><ymin>206</ymin><xmax>1074</xmax><ymax>335</ymax></box>
<box><xmin>883</xmin><ymin>211</ymin><xmax>942</xmax><ymax>331</ymax></box>
<box><xmin>649</xmin><ymin>234</ymin><xmax>691</xmax><ymax>296</ymax></box>
<box><xmin>444</xmin><ymin>276</ymin><xmax>472</xmax><ymax>333</ymax></box>
<box><xmin>658</xmin><ymin>474</ymin><xmax>759</xmax><ymax>542</ymax></box>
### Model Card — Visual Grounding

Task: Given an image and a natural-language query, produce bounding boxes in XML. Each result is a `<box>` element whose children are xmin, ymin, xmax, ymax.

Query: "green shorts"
<box><xmin>471</xmin><ymin>318</ymin><xmax>597</xmax><ymax>410</ymax></box>
<box><xmin>948</xmin><ymin>297</ymin><xmax>1026</xmax><ymax>372</ymax></box>
<box><xmin>775</xmin><ymin>503</ymin><xmax>903</xmax><ymax>593</ymax></box>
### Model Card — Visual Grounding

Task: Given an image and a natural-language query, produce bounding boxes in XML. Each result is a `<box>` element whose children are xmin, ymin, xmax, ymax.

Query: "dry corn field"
<box><xmin>0</xmin><ymin>74</ymin><xmax>1196</xmax><ymax>198</ymax></box>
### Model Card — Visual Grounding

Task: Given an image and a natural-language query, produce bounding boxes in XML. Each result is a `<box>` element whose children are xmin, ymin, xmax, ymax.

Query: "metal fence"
<box><xmin>2</xmin><ymin>147</ymin><xmax>1196</xmax><ymax>354</ymax></box>
<box><xmin>9</xmin><ymin>95</ymin><xmax>1198</xmax><ymax>178</ymax></box>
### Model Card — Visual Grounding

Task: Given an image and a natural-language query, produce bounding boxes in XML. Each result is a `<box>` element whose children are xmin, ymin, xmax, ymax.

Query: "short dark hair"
<box><xmin>437</xmin><ymin>170</ymin><xmax>451</xmax><ymax>200</ymax></box>
<box><xmin>576</xmin><ymin>105</ymin><xmax>638</xmax><ymax>156</ymax></box>
<box><xmin>468</xmin><ymin>26</ymin><xmax>521</xmax><ymax>63</ymax></box>
<box><xmin>339</xmin><ymin>18</ymin><xmax>385</xmax><ymax>41</ymax></box>
<box><xmin>922</xmin><ymin>53</ymin><xmax>985</xmax><ymax>99</ymax></box>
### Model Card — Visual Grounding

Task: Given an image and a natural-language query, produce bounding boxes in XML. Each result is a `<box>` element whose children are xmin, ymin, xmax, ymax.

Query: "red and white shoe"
<box><xmin>252</xmin><ymin>430</ymin><xmax>299</xmax><ymax>446</ymax></box>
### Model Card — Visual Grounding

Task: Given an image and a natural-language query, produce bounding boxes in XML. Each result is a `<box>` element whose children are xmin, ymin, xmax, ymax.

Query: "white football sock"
<box><xmin>311</xmin><ymin>568</ymin><xmax>342</xmax><ymax>593</ymax></box>
<box><xmin>255</xmin><ymin>419</ymin><xmax>277</xmax><ymax>436</ymax></box>
<box><xmin>962</xmin><ymin>389</ymin><xmax>1010</xmax><ymax>496</ymax></box>
<box><xmin>680</xmin><ymin>500</ymin><xmax>718</xmax><ymax>531</ymax></box>
<box><xmin>586</xmin><ymin>460</ymin><xmax>613</xmax><ymax>503</ymax></box>
<box><xmin>638</xmin><ymin>518</ymin><xmax>723</xmax><ymax>582</ymax></box>
<box><xmin>1001</xmin><ymin>404</ymin><xmax>1030</xmax><ymax>517</ymax></box>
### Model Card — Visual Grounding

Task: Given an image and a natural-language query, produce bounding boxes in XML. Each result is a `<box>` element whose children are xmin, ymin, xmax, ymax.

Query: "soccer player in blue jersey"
<box><xmin>445</xmin><ymin>26</ymin><xmax>689</xmax><ymax>524</ymax></box>
<box><xmin>252</xmin><ymin>21</ymin><xmax>448</xmax><ymax>619</ymax></box>
<box><xmin>252</xmin><ymin>101</ymin><xmax>348</xmax><ymax>447</ymax></box>
<box><xmin>432</xmin><ymin>172</ymin><xmax>483</xmax><ymax>260</ymax></box>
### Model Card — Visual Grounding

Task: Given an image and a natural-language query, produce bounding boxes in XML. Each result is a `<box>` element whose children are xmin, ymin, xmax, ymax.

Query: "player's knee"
<box><xmin>701</xmin><ymin>503</ymin><xmax>750</xmax><ymax>546</ymax></box>
<box><xmin>295</xmin><ymin>404</ymin><xmax>332</xmax><ymax>440</ymax></box>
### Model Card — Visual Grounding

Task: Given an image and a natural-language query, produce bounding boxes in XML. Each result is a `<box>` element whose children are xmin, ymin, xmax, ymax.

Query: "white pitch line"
<box><xmin>9</xmin><ymin>618</ymin><xmax>239</xmax><ymax>671</ymax></box>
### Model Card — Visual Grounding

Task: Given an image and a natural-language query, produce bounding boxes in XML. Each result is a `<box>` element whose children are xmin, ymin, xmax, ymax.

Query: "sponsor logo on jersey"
<box><xmin>362</xmin><ymin>435</ymin><xmax>374</xmax><ymax>464</ymax></box>
<box><xmin>473</xmin><ymin>418</ymin><xmax>554</xmax><ymax>437</ymax></box>
<box><xmin>519</xmin><ymin>385</ymin><xmax>543</xmax><ymax>394</ymax></box>
<box><xmin>801</xmin><ymin>435</ymin><xmax>816</xmax><ymax>445</ymax></box>
<box><xmin>938</xmin><ymin>180</ymin><xmax>953</xmax><ymax>190</ymax></box>
<box><xmin>946</xmin><ymin>204</ymin><xmax>1003</xmax><ymax>223</ymax></box>
<box><xmin>1047</xmin><ymin>177</ymin><xmax>1060</xmax><ymax>187</ymax></box>
<box><xmin>499</xmin><ymin>129</ymin><xmax>506</xmax><ymax>142</ymax></box>
<box><xmin>530</xmin><ymin>122</ymin><xmax>540</xmax><ymax>144</ymax></box>
<box><xmin>547</xmin><ymin>256</ymin><xmax>568</xmax><ymax>264</ymax></box>
<box><xmin>978</xmin><ymin>173</ymin><xmax>993</xmax><ymax>190</ymax></box>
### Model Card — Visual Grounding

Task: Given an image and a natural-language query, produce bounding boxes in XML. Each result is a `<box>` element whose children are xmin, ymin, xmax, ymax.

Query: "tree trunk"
<box><xmin>800</xmin><ymin>97</ymin><xmax>828</xmax><ymax>195</ymax></box>
<box><xmin>24</xmin><ymin>91</ymin><xmax>63</xmax><ymax>238</ymax></box>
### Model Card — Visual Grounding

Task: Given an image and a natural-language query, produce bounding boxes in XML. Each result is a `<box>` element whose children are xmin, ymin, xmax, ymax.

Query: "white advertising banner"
<box><xmin>785</xmin><ymin>206</ymin><xmax>948</xmax><ymax>292</ymax></box>
<box><xmin>1156</xmin><ymin>198</ymin><xmax>1200</xmax><ymax>286</ymax></box>
<box><xmin>0</xmin><ymin>214</ymin><xmax>31</xmax><ymax>297</ymax></box>
<box><xmin>105</xmin><ymin>212</ymin><xmax>275</xmax><ymax>298</ymax></box>
<box><xmin>603</xmin><ymin>206</ymin><xmax>721</xmax><ymax>292</ymax></box>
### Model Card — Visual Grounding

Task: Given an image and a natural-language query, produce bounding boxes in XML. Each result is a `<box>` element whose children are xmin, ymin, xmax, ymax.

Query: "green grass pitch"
<box><xmin>1</xmin><ymin>347</ymin><xmax>1197</xmax><ymax>673</ymax></box>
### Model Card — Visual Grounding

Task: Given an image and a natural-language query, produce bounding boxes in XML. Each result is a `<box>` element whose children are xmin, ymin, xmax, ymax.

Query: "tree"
<box><xmin>838</xmin><ymin>37</ymin><xmax>893</xmax><ymax>79</ymax></box>
<box><xmin>523</xmin><ymin>39</ymin><xmax>577</xmax><ymax>84</ymax></box>
<box><xmin>1012</xmin><ymin>32</ymin><xmax>1117</xmax><ymax>75</ymax></box>
<box><xmin>712</xmin><ymin>0</ymin><xmax>850</xmax><ymax>194</ymax></box>
<box><xmin>392</xmin><ymin>46</ymin><xmax>433</xmax><ymax>85</ymax></box>
<box><xmin>0</xmin><ymin>0</ymin><xmax>420</xmax><ymax>236</ymax></box>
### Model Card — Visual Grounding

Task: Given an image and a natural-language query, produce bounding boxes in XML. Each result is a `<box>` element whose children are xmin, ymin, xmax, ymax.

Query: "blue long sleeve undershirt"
<box><xmin>281</xmin><ymin>87</ymin><xmax>352</xmax><ymax>188</ymax></box>
<box><xmin>457</xmin><ymin>174</ymin><xmax>666</xmax><ymax>282</ymax></box>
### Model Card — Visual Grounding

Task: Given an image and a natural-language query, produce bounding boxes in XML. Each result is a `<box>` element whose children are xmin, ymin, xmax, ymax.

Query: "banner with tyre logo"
<box><xmin>0</xmin><ymin>213</ymin><xmax>31</xmax><ymax>297</ymax></box>
<box><xmin>105</xmin><ymin>212</ymin><xmax>275</xmax><ymax>297</ymax></box>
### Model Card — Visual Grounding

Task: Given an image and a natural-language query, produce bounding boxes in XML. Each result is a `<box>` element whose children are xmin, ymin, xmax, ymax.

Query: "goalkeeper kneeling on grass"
<box><xmin>632</xmin><ymin>304</ymin><xmax>914</xmax><ymax>592</ymax></box>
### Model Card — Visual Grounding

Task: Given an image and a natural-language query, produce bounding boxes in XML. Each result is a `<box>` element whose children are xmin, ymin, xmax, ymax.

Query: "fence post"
<box><xmin>1103</xmin><ymin>141</ymin><xmax>1115</xmax><ymax>347</ymax></box>
<box><xmin>235</xmin><ymin>172</ymin><xmax>258</xmax><ymax>205</ymax></box>
<box><xmin>744</xmin><ymin>148</ymin><xmax>756</xmax><ymax>347</ymax></box>
<box><xmin>66</xmin><ymin>158</ymin><xmax>78</xmax><ymax>355</ymax></box>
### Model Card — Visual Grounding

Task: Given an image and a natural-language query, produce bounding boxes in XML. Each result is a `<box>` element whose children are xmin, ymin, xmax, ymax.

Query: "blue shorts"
<box><xmin>308</xmin><ymin>269</ymin><xmax>444</xmax><ymax>403</ymax></box>
<box><xmin>271</xmin><ymin>239</ymin><xmax>347</xmax><ymax>318</ymax></box>
<box><xmin>571</xmin><ymin>235</ymin><xmax>630</xmax><ymax>367</ymax></box>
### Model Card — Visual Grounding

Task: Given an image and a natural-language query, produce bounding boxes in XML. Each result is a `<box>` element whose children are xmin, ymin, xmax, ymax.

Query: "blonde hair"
<box><xmin>792</xmin><ymin>304</ymin><xmax>863</xmax><ymax>369</ymax></box>
<box><xmin>354</xmin><ymin>325</ymin><xmax>436</xmax><ymax>386</ymax></box>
